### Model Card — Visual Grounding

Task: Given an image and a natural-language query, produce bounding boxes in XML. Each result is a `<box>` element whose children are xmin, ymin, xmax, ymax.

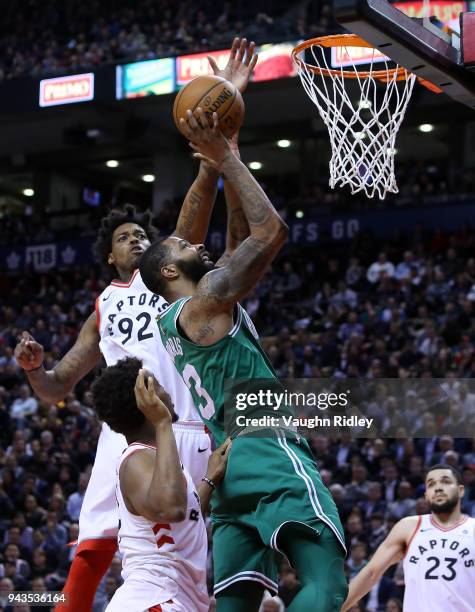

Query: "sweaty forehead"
<box><xmin>112</xmin><ymin>222</ymin><xmax>146</xmax><ymax>240</ymax></box>
<box><xmin>426</xmin><ymin>469</ymin><xmax>456</xmax><ymax>483</ymax></box>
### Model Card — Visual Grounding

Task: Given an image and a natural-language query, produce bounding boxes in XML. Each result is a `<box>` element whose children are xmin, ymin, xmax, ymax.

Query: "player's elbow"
<box><xmin>269</xmin><ymin>217</ymin><xmax>289</xmax><ymax>246</ymax></box>
<box><xmin>169</xmin><ymin>506</ymin><xmax>187</xmax><ymax>522</ymax></box>
<box><xmin>157</xmin><ymin>503</ymin><xmax>187</xmax><ymax>523</ymax></box>
<box><xmin>149</xmin><ymin>487</ymin><xmax>187</xmax><ymax>523</ymax></box>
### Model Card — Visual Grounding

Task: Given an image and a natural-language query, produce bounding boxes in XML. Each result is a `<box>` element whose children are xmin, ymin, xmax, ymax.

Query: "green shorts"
<box><xmin>211</xmin><ymin>430</ymin><xmax>346</xmax><ymax>595</ymax></box>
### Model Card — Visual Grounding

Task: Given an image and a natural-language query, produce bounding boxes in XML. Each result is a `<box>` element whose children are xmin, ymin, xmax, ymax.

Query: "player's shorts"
<box><xmin>78</xmin><ymin>421</ymin><xmax>211</xmax><ymax>543</ymax></box>
<box><xmin>211</xmin><ymin>429</ymin><xmax>346</xmax><ymax>595</ymax></box>
<box><xmin>105</xmin><ymin>577</ymin><xmax>209</xmax><ymax>612</ymax></box>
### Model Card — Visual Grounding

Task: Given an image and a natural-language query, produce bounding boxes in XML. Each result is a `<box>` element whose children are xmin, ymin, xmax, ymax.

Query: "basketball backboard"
<box><xmin>333</xmin><ymin>0</ymin><xmax>475</xmax><ymax>108</ymax></box>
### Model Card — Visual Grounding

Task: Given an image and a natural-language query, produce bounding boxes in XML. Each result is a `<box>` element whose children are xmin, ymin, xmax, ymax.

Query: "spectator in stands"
<box><xmin>10</xmin><ymin>384</ymin><xmax>38</xmax><ymax>422</ymax></box>
<box><xmin>358</xmin><ymin>482</ymin><xmax>386</xmax><ymax>521</ymax></box>
<box><xmin>0</xmin><ymin>543</ymin><xmax>30</xmax><ymax>580</ymax></box>
<box><xmin>367</xmin><ymin>253</ymin><xmax>395</xmax><ymax>284</ymax></box>
<box><xmin>66</xmin><ymin>472</ymin><xmax>89</xmax><ymax>522</ymax></box>
<box><xmin>0</xmin><ymin>577</ymin><xmax>14</xmax><ymax>608</ymax></box>
<box><xmin>346</xmin><ymin>542</ymin><xmax>368</xmax><ymax>581</ymax></box>
<box><xmin>386</xmin><ymin>480</ymin><xmax>416</xmax><ymax>520</ymax></box>
<box><xmin>345</xmin><ymin>257</ymin><xmax>364</xmax><ymax>287</ymax></box>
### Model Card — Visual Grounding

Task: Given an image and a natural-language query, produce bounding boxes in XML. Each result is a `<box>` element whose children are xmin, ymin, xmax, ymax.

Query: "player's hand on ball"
<box><xmin>180</xmin><ymin>108</ymin><xmax>231</xmax><ymax>171</ymax></box>
<box><xmin>14</xmin><ymin>331</ymin><xmax>44</xmax><ymax>371</ymax></box>
<box><xmin>206</xmin><ymin>438</ymin><xmax>232</xmax><ymax>485</ymax></box>
<box><xmin>208</xmin><ymin>37</ymin><xmax>258</xmax><ymax>93</ymax></box>
<box><xmin>134</xmin><ymin>369</ymin><xmax>172</xmax><ymax>426</ymax></box>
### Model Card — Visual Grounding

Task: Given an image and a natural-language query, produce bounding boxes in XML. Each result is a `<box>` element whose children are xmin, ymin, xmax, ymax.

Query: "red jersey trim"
<box><xmin>111</xmin><ymin>268</ymin><xmax>139</xmax><ymax>287</ymax></box>
<box><xmin>76</xmin><ymin>538</ymin><xmax>118</xmax><ymax>554</ymax></box>
<box><xmin>95</xmin><ymin>296</ymin><xmax>101</xmax><ymax>332</ymax></box>
<box><xmin>403</xmin><ymin>515</ymin><xmax>422</xmax><ymax>558</ymax></box>
<box><xmin>149</xmin><ymin>601</ymin><xmax>173</xmax><ymax>611</ymax></box>
<box><xmin>430</xmin><ymin>515</ymin><xmax>469</xmax><ymax>532</ymax></box>
<box><xmin>118</xmin><ymin>446</ymin><xmax>153</xmax><ymax>478</ymax></box>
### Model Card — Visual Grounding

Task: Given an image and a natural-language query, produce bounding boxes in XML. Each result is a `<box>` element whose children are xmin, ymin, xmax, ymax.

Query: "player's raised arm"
<box><xmin>173</xmin><ymin>37</ymin><xmax>257</xmax><ymax>245</ymax></box>
<box><xmin>173</xmin><ymin>161</ymin><xmax>219</xmax><ymax>244</ymax></box>
<box><xmin>215</xmin><ymin>130</ymin><xmax>250</xmax><ymax>267</ymax></box>
<box><xmin>14</xmin><ymin>312</ymin><xmax>102</xmax><ymax>403</ymax></box>
<box><xmin>341</xmin><ymin>516</ymin><xmax>414</xmax><ymax>611</ymax></box>
<box><xmin>211</xmin><ymin>38</ymin><xmax>256</xmax><ymax>264</ymax></box>
<box><xmin>182</xmin><ymin>109</ymin><xmax>288</xmax><ymax>310</ymax></box>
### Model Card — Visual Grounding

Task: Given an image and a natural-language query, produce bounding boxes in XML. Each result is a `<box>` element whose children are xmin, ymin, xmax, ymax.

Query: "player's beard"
<box><xmin>429</xmin><ymin>491</ymin><xmax>459</xmax><ymax>514</ymax></box>
<box><xmin>176</xmin><ymin>256</ymin><xmax>214</xmax><ymax>283</ymax></box>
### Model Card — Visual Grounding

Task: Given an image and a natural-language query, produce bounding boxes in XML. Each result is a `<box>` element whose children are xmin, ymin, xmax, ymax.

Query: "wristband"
<box><xmin>202</xmin><ymin>476</ymin><xmax>216</xmax><ymax>490</ymax></box>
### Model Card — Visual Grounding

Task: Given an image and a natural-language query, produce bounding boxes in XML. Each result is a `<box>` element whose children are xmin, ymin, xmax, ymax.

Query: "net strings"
<box><xmin>296</xmin><ymin>44</ymin><xmax>416</xmax><ymax>199</ymax></box>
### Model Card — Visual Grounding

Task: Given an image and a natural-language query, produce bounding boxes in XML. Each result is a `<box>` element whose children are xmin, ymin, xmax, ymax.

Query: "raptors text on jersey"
<box><xmin>96</xmin><ymin>270</ymin><xmax>200</xmax><ymax>422</ymax></box>
<box><xmin>403</xmin><ymin>514</ymin><xmax>475</xmax><ymax>612</ymax></box>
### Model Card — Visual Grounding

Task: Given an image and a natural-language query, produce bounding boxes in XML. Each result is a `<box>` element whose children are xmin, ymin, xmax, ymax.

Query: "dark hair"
<box><xmin>425</xmin><ymin>463</ymin><xmax>462</xmax><ymax>485</ymax></box>
<box><xmin>93</xmin><ymin>204</ymin><xmax>159</xmax><ymax>278</ymax></box>
<box><xmin>91</xmin><ymin>357</ymin><xmax>145</xmax><ymax>437</ymax></box>
<box><xmin>139</xmin><ymin>238</ymin><xmax>171</xmax><ymax>296</ymax></box>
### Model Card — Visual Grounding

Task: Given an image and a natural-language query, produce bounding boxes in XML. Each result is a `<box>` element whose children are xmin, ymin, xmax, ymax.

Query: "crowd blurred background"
<box><xmin>1</xmin><ymin>220</ymin><xmax>475</xmax><ymax>611</ymax></box>
<box><xmin>0</xmin><ymin>0</ymin><xmax>337</xmax><ymax>82</ymax></box>
<box><xmin>1</xmin><ymin>160</ymin><xmax>475</xmax><ymax>248</ymax></box>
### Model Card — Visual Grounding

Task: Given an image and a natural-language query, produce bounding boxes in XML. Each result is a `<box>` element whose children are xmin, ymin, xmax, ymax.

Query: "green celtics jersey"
<box><xmin>157</xmin><ymin>297</ymin><xmax>278</xmax><ymax>445</ymax></box>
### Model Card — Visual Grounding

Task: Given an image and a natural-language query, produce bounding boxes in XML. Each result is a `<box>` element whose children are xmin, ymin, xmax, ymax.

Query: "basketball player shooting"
<box><xmin>13</xmin><ymin>37</ymin><xmax>257</xmax><ymax>612</ymax></box>
<box><xmin>139</xmin><ymin>111</ymin><xmax>348</xmax><ymax>611</ymax></box>
<box><xmin>91</xmin><ymin>358</ymin><xmax>231</xmax><ymax>612</ymax></box>
<box><xmin>342</xmin><ymin>465</ymin><xmax>475</xmax><ymax>612</ymax></box>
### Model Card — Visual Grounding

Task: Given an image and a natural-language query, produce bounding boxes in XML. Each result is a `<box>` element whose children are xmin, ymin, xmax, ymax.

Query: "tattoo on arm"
<box><xmin>174</xmin><ymin>164</ymin><xmax>219</xmax><ymax>243</ymax></box>
<box><xmin>221</xmin><ymin>156</ymin><xmax>276</xmax><ymax>228</ymax></box>
<box><xmin>175</xmin><ymin>190</ymin><xmax>202</xmax><ymax>237</ymax></box>
<box><xmin>229</xmin><ymin>209</ymin><xmax>249</xmax><ymax>242</ymax></box>
<box><xmin>197</xmin><ymin>235</ymin><xmax>275</xmax><ymax>307</ymax></box>
<box><xmin>189</xmin><ymin>156</ymin><xmax>288</xmax><ymax>321</ymax></box>
<box><xmin>27</xmin><ymin>312</ymin><xmax>101</xmax><ymax>402</ymax></box>
<box><xmin>216</xmin><ymin>168</ymin><xmax>250</xmax><ymax>267</ymax></box>
<box><xmin>53</xmin><ymin>342</ymin><xmax>101</xmax><ymax>387</ymax></box>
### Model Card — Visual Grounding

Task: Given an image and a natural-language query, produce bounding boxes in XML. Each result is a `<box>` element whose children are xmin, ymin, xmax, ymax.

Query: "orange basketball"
<box><xmin>173</xmin><ymin>75</ymin><xmax>244</xmax><ymax>139</ymax></box>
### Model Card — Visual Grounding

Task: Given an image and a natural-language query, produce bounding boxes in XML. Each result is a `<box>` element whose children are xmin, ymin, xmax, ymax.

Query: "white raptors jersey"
<box><xmin>95</xmin><ymin>269</ymin><xmax>199</xmax><ymax>422</ymax></box>
<box><xmin>115</xmin><ymin>443</ymin><xmax>209</xmax><ymax>611</ymax></box>
<box><xmin>403</xmin><ymin>514</ymin><xmax>475</xmax><ymax>612</ymax></box>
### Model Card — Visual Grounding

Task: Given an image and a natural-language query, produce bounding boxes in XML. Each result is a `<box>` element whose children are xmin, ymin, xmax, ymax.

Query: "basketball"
<box><xmin>173</xmin><ymin>75</ymin><xmax>244</xmax><ymax>139</ymax></box>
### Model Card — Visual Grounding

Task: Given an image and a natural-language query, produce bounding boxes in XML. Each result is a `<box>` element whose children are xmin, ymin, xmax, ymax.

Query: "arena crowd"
<box><xmin>1</xmin><ymin>221</ymin><xmax>475</xmax><ymax>610</ymax></box>
<box><xmin>0</xmin><ymin>0</ymin><xmax>335</xmax><ymax>82</ymax></box>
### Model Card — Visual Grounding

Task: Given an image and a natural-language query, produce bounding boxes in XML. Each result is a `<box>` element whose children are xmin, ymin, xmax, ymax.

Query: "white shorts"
<box><xmin>78</xmin><ymin>421</ymin><xmax>211</xmax><ymax>543</ymax></box>
<box><xmin>105</xmin><ymin>577</ymin><xmax>209</xmax><ymax>612</ymax></box>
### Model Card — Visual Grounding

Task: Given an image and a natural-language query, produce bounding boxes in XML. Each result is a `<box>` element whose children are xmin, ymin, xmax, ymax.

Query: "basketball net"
<box><xmin>292</xmin><ymin>35</ymin><xmax>417</xmax><ymax>200</ymax></box>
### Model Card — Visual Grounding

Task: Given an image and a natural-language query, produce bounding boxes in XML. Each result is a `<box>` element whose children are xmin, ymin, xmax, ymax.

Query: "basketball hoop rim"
<box><xmin>292</xmin><ymin>33</ymin><xmax>414</xmax><ymax>81</ymax></box>
<box><xmin>292</xmin><ymin>34</ymin><xmax>442</xmax><ymax>92</ymax></box>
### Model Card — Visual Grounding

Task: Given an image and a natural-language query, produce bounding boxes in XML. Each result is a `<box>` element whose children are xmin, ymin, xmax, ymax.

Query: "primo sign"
<box><xmin>39</xmin><ymin>73</ymin><xmax>94</xmax><ymax>107</ymax></box>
